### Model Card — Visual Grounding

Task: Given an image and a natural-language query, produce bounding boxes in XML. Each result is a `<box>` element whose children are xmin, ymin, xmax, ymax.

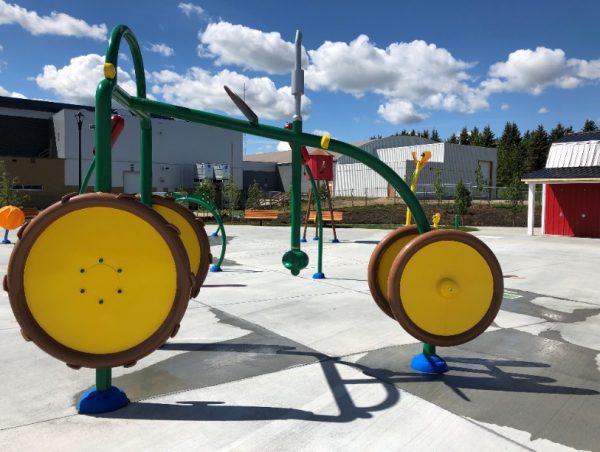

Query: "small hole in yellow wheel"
<box><xmin>437</xmin><ymin>278</ymin><xmax>460</xmax><ymax>299</ymax></box>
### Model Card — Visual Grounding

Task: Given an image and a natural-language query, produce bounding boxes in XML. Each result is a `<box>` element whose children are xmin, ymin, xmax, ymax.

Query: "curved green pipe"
<box><xmin>176</xmin><ymin>195</ymin><xmax>227</xmax><ymax>270</ymax></box>
<box><xmin>304</xmin><ymin>165</ymin><xmax>324</xmax><ymax>275</ymax></box>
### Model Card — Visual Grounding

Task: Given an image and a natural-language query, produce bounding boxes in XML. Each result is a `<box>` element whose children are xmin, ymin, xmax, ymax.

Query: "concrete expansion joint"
<box><xmin>204</xmin><ymin>290</ymin><xmax>352</xmax><ymax>307</ymax></box>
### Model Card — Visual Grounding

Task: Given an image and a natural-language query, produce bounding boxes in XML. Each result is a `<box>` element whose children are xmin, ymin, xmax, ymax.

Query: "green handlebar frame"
<box><xmin>95</xmin><ymin>25</ymin><xmax>430</xmax><ymax>236</ymax></box>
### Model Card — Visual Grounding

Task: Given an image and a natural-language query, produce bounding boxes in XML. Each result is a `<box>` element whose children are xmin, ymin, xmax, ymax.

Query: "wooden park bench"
<box><xmin>244</xmin><ymin>209</ymin><xmax>279</xmax><ymax>226</ymax></box>
<box><xmin>308</xmin><ymin>211</ymin><xmax>344</xmax><ymax>224</ymax></box>
<box><xmin>22</xmin><ymin>207</ymin><xmax>40</xmax><ymax>221</ymax></box>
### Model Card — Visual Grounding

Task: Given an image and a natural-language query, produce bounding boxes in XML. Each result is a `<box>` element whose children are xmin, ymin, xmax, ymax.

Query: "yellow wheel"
<box><xmin>149</xmin><ymin>195</ymin><xmax>211</xmax><ymax>298</ymax></box>
<box><xmin>5</xmin><ymin>193</ymin><xmax>192</xmax><ymax>368</ymax></box>
<box><xmin>387</xmin><ymin>230</ymin><xmax>503</xmax><ymax>346</ymax></box>
<box><xmin>367</xmin><ymin>225</ymin><xmax>418</xmax><ymax>319</ymax></box>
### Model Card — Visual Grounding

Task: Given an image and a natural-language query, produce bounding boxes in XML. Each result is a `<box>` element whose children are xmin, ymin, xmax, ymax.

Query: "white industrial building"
<box><xmin>335</xmin><ymin>141</ymin><xmax>497</xmax><ymax>199</ymax></box>
<box><xmin>0</xmin><ymin>96</ymin><xmax>243</xmax><ymax>206</ymax></box>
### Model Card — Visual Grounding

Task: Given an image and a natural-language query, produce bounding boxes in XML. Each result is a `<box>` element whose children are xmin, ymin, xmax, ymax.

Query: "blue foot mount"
<box><xmin>209</xmin><ymin>264</ymin><xmax>222</xmax><ymax>272</ymax></box>
<box><xmin>410</xmin><ymin>353</ymin><xmax>449</xmax><ymax>374</ymax></box>
<box><xmin>77</xmin><ymin>386</ymin><xmax>129</xmax><ymax>414</ymax></box>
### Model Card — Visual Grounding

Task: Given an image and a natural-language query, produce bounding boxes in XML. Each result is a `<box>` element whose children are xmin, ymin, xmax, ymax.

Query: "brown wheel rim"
<box><xmin>150</xmin><ymin>195</ymin><xmax>211</xmax><ymax>297</ymax></box>
<box><xmin>6</xmin><ymin>192</ymin><xmax>192</xmax><ymax>368</ymax></box>
<box><xmin>367</xmin><ymin>225</ymin><xmax>419</xmax><ymax>319</ymax></box>
<box><xmin>387</xmin><ymin>229</ymin><xmax>503</xmax><ymax>346</ymax></box>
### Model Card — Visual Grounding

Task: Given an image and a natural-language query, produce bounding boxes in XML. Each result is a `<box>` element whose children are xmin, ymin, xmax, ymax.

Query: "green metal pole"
<box><xmin>95</xmin><ymin>80</ymin><xmax>113</xmax><ymax>192</ymax></box>
<box><xmin>291</xmin><ymin>122</ymin><xmax>302</xmax><ymax>250</ymax></box>
<box><xmin>140</xmin><ymin>119</ymin><xmax>153</xmax><ymax>206</ymax></box>
<box><xmin>305</xmin><ymin>165</ymin><xmax>324</xmax><ymax>275</ymax></box>
<box><xmin>79</xmin><ymin>159</ymin><xmax>95</xmax><ymax>194</ymax></box>
<box><xmin>95</xmin><ymin>368</ymin><xmax>112</xmax><ymax>391</ymax></box>
<box><xmin>177</xmin><ymin>196</ymin><xmax>227</xmax><ymax>269</ymax></box>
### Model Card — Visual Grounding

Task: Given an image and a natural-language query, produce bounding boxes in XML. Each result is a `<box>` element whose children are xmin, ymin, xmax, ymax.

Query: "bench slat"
<box><xmin>22</xmin><ymin>207</ymin><xmax>39</xmax><ymax>220</ymax></box>
<box><xmin>244</xmin><ymin>210</ymin><xmax>279</xmax><ymax>221</ymax></box>
<box><xmin>308</xmin><ymin>211</ymin><xmax>343</xmax><ymax>222</ymax></box>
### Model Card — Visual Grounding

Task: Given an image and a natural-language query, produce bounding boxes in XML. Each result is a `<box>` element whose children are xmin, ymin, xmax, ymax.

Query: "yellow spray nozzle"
<box><xmin>320</xmin><ymin>134</ymin><xmax>331</xmax><ymax>150</ymax></box>
<box><xmin>103</xmin><ymin>63</ymin><xmax>116</xmax><ymax>80</ymax></box>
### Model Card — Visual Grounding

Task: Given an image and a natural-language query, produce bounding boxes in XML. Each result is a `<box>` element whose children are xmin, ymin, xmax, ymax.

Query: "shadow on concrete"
<box><xmin>360</xmin><ymin>356</ymin><xmax>599</xmax><ymax>402</ymax></box>
<box><xmin>102</xmin><ymin>343</ymin><xmax>400</xmax><ymax>423</ymax></box>
<box><xmin>99</xmin><ymin>340</ymin><xmax>596</xmax><ymax>424</ymax></box>
<box><xmin>353</xmin><ymin>240</ymin><xmax>380</xmax><ymax>245</ymax></box>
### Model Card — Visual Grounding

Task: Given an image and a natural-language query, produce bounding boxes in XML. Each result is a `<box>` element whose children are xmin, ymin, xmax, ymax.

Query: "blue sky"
<box><xmin>2</xmin><ymin>1</ymin><xmax>600</xmax><ymax>154</ymax></box>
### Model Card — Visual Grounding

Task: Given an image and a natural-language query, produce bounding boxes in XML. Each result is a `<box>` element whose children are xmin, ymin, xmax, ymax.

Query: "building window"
<box><xmin>12</xmin><ymin>184</ymin><xmax>43</xmax><ymax>191</ymax></box>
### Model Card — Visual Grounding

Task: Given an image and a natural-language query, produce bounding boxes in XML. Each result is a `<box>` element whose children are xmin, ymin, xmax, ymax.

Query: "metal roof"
<box><xmin>556</xmin><ymin>131</ymin><xmax>600</xmax><ymax>143</ymax></box>
<box><xmin>0</xmin><ymin>95</ymin><xmax>94</xmax><ymax>114</ymax></box>
<box><xmin>522</xmin><ymin>166</ymin><xmax>600</xmax><ymax>182</ymax></box>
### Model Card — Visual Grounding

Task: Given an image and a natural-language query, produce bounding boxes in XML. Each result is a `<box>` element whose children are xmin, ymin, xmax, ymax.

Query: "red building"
<box><xmin>522</xmin><ymin>132</ymin><xmax>600</xmax><ymax>238</ymax></box>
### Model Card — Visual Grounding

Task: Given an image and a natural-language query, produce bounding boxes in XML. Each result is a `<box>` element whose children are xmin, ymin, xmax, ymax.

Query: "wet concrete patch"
<box><xmin>501</xmin><ymin>288</ymin><xmax>600</xmax><ymax>325</ymax></box>
<box><xmin>105</xmin><ymin>308</ymin><xmax>324</xmax><ymax>403</ymax></box>
<box><xmin>356</xmin><ymin>329</ymin><xmax>600</xmax><ymax>451</ymax></box>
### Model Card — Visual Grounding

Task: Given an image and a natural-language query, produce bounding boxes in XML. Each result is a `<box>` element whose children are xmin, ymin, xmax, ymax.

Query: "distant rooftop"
<box><xmin>0</xmin><ymin>95</ymin><xmax>93</xmax><ymax>114</ymax></box>
<box><xmin>556</xmin><ymin>131</ymin><xmax>600</xmax><ymax>143</ymax></box>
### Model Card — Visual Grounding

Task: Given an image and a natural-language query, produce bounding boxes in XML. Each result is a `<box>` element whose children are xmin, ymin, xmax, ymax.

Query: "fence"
<box><xmin>334</xmin><ymin>183</ymin><xmax>531</xmax><ymax>204</ymax></box>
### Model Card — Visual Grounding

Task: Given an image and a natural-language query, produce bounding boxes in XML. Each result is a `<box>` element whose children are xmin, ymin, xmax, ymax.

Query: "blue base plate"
<box><xmin>331</xmin><ymin>238</ymin><xmax>340</xmax><ymax>243</ymax></box>
<box><xmin>312</xmin><ymin>236</ymin><xmax>319</xmax><ymax>241</ymax></box>
<box><xmin>410</xmin><ymin>353</ymin><xmax>449</xmax><ymax>374</ymax></box>
<box><xmin>300</xmin><ymin>238</ymin><xmax>307</xmax><ymax>243</ymax></box>
<box><xmin>209</xmin><ymin>265</ymin><xmax>222</xmax><ymax>272</ymax></box>
<box><xmin>211</xmin><ymin>232</ymin><xmax>219</xmax><ymax>237</ymax></box>
<box><xmin>1</xmin><ymin>239</ymin><xmax>11</xmax><ymax>244</ymax></box>
<box><xmin>77</xmin><ymin>386</ymin><xmax>129</xmax><ymax>414</ymax></box>
<box><xmin>312</xmin><ymin>272</ymin><xmax>326</xmax><ymax>279</ymax></box>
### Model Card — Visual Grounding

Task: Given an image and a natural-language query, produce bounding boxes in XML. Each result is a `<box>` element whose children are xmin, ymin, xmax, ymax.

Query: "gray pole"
<box><xmin>292</xmin><ymin>31</ymin><xmax>304</xmax><ymax>121</ymax></box>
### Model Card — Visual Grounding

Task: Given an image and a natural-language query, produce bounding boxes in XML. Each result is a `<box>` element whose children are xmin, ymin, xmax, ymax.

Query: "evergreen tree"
<box><xmin>433</xmin><ymin>168</ymin><xmax>445</xmax><ymax>205</ymax></box>
<box><xmin>454</xmin><ymin>178</ymin><xmax>472</xmax><ymax>217</ymax></box>
<box><xmin>431</xmin><ymin>129</ymin><xmax>441</xmax><ymax>142</ymax></box>
<box><xmin>458</xmin><ymin>127</ymin><xmax>470</xmax><ymax>145</ymax></box>
<box><xmin>496</xmin><ymin>122</ymin><xmax>524</xmax><ymax>186</ymax></box>
<box><xmin>524</xmin><ymin>125</ymin><xmax>550</xmax><ymax>173</ymax></box>
<box><xmin>447</xmin><ymin>133</ymin><xmax>459</xmax><ymax>144</ymax></box>
<box><xmin>0</xmin><ymin>160</ymin><xmax>28</xmax><ymax>207</ymax></box>
<box><xmin>195</xmin><ymin>178</ymin><xmax>216</xmax><ymax>204</ymax></box>
<box><xmin>550</xmin><ymin>122</ymin><xmax>572</xmax><ymax>143</ymax></box>
<box><xmin>505</xmin><ymin>177</ymin><xmax>525</xmax><ymax>226</ymax></box>
<box><xmin>582</xmin><ymin>119</ymin><xmax>598</xmax><ymax>132</ymax></box>
<box><xmin>246</xmin><ymin>180</ymin><xmax>262</xmax><ymax>209</ymax></box>
<box><xmin>410</xmin><ymin>129</ymin><xmax>416</xmax><ymax>136</ymax></box>
<box><xmin>223</xmin><ymin>180</ymin><xmax>241</xmax><ymax>218</ymax></box>
<box><xmin>421</xmin><ymin>129</ymin><xmax>430</xmax><ymax>139</ymax></box>
<box><xmin>470</xmin><ymin>126</ymin><xmax>481</xmax><ymax>146</ymax></box>
<box><xmin>474</xmin><ymin>163</ymin><xmax>487</xmax><ymax>199</ymax></box>
<box><xmin>480</xmin><ymin>125</ymin><xmax>496</xmax><ymax>147</ymax></box>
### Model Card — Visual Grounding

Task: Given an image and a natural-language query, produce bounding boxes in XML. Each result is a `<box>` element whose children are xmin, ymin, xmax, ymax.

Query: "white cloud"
<box><xmin>569</xmin><ymin>58</ymin><xmax>600</xmax><ymax>79</ymax></box>
<box><xmin>500</xmin><ymin>103</ymin><xmax>510</xmax><ymax>111</ymax></box>
<box><xmin>377</xmin><ymin>99</ymin><xmax>428</xmax><ymax>124</ymax></box>
<box><xmin>149</xmin><ymin>67</ymin><xmax>310</xmax><ymax>121</ymax></box>
<box><xmin>310</xmin><ymin>129</ymin><xmax>330</xmax><ymax>137</ymax></box>
<box><xmin>481</xmin><ymin>47</ymin><xmax>600</xmax><ymax>95</ymax></box>
<box><xmin>35</xmin><ymin>54</ymin><xmax>137</xmax><ymax>105</ymax></box>
<box><xmin>147</xmin><ymin>43</ymin><xmax>174</xmax><ymax>57</ymax></box>
<box><xmin>198</xmin><ymin>21</ymin><xmax>308</xmax><ymax>74</ymax></box>
<box><xmin>0</xmin><ymin>0</ymin><xmax>106</xmax><ymax>40</ymax></box>
<box><xmin>276</xmin><ymin>141</ymin><xmax>290</xmax><ymax>151</ymax></box>
<box><xmin>0</xmin><ymin>85</ymin><xmax>26</xmax><ymax>98</ymax></box>
<box><xmin>0</xmin><ymin>44</ymin><xmax>3</xmax><ymax>51</ymax></box>
<box><xmin>538</xmin><ymin>107</ymin><xmax>548</xmax><ymax>114</ymax></box>
<box><xmin>178</xmin><ymin>2</ymin><xmax>204</xmax><ymax>17</ymax></box>
<box><xmin>304</xmin><ymin>34</ymin><xmax>486</xmax><ymax>124</ymax></box>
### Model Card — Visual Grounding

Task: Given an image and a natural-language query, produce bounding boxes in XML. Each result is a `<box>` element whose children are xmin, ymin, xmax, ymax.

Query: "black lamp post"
<box><xmin>75</xmin><ymin>111</ymin><xmax>85</xmax><ymax>191</ymax></box>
